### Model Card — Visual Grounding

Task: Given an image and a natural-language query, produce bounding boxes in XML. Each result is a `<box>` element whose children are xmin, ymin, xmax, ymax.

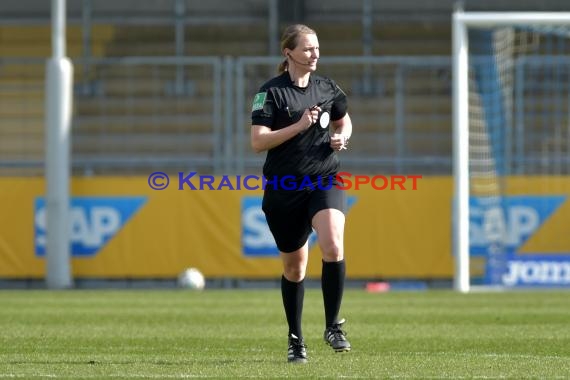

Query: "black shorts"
<box><xmin>262</xmin><ymin>180</ymin><xmax>346</xmax><ymax>253</ymax></box>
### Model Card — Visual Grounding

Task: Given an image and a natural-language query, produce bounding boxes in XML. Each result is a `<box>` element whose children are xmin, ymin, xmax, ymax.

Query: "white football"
<box><xmin>177</xmin><ymin>268</ymin><xmax>206</xmax><ymax>290</ymax></box>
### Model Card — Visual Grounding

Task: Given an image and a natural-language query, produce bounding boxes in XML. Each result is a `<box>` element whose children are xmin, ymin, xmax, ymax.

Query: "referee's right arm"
<box><xmin>251</xmin><ymin>107</ymin><xmax>318</xmax><ymax>153</ymax></box>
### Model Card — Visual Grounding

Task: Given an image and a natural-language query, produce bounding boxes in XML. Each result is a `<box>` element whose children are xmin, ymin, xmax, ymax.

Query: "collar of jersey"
<box><xmin>285</xmin><ymin>71</ymin><xmax>313</xmax><ymax>90</ymax></box>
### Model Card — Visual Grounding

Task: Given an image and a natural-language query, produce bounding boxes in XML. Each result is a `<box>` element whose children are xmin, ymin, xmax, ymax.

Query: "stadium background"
<box><xmin>1</xmin><ymin>0</ymin><xmax>569</xmax><ymax>288</ymax></box>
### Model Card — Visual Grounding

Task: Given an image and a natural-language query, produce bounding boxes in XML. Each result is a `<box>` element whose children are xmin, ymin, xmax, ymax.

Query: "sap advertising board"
<box><xmin>35</xmin><ymin>197</ymin><xmax>147</xmax><ymax>257</ymax></box>
<box><xmin>32</xmin><ymin>194</ymin><xmax>569</xmax><ymax>287</ymax></box>
<box><xmin>470</xmin><ymin>195</ymin><xmax>570</xmax><ymax>287</ymax></box>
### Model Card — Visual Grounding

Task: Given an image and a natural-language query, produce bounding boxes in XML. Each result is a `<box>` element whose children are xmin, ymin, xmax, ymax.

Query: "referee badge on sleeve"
<box><xmin>251</xmin><ymin>92</ymin><xmax>267</xmax><ymax>112</ymax></box>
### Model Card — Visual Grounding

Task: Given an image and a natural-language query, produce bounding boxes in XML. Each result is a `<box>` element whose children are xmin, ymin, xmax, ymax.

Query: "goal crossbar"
<box><xmin>456</xmin><ymin>12</ymin><xmax>570</xmax><ymax>27</ymax></box>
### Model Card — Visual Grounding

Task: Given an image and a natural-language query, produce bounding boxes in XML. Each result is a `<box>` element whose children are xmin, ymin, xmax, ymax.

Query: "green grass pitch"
<box><xmin>0</xmin><ymin>289</ymin><xmax>568</xmax><ymax>379</ymax></box>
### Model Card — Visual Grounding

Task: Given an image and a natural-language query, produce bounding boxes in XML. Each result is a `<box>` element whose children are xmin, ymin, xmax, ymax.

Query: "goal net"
<box><xmin>453</xmin><ymin>11</ymin><xmax>570</xmax><ymax>291</ymax></box>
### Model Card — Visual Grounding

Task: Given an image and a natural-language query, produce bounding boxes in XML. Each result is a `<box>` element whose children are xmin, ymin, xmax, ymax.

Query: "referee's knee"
<box><xmin>321</xmin><ymin>242</ymin><xmax>343</xmax><ymax>262</ymax></box>
<box><xmin>283</xmin><ymin>267</ymin><xmax>306</xmax><ymax>282</ymax></box>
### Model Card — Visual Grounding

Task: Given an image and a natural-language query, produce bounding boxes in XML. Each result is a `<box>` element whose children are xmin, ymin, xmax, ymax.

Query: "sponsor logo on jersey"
<box><xmin>251</xmin><ymin>92</ymin><xmax>267</xmax><ymax>112</ymax></box>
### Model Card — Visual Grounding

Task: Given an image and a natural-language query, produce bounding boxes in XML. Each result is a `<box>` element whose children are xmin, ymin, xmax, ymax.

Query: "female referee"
<box><xmin>250</xmin><ymin>24</ymin><xmax>353</xmax><ymax>363</ymax></box>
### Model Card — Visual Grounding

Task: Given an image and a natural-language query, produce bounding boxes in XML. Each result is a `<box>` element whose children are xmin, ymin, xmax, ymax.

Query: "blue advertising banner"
<box><xmin>35</xmin><ymin>197</ymin><xmax>147</xmax><ymax>257</ymax></box>
<box><xmin>470</xmin><ymin>195</ymin><xmax>570</xmax><ymax>287</ymax></box>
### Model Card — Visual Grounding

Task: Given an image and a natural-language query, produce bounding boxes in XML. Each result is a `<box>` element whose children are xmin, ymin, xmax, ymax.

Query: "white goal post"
<box><xmin>452</xmin><ymin>9</ymin><xmax>570</xmax><ymax>292</ymax></box>
<box><xmin>45</xmin><ymin>0</ymin><xmax>73</xmax><ymax>289</ymax></box>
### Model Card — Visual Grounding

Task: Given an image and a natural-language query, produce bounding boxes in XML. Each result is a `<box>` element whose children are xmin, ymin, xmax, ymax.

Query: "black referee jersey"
<box><xmin>251</xmin><ymin>72</ymin><xmax>348</xmax><ymax>181</ymax></box>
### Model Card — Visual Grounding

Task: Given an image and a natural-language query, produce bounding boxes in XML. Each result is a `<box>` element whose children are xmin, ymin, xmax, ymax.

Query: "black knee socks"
<box><xmin>281</xmin><ymin>260</ymin><xmax>345</xmax><ymax>336</ymax></box>
<box><xmin>281</xmin><ymin>275</ymin><xmax>304</xmax><ymax>338</ymax></box>
<box><xmin>321</xmin><ymin>259</ymin><xmax>346</xmax><ymax>328</ymax></box>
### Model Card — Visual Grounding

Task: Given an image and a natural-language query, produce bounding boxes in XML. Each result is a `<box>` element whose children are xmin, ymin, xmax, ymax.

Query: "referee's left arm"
<box><xmin>330</xmin><ymin>113</ymin><xmax>352</xmax><ymax>151</ymax></box>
